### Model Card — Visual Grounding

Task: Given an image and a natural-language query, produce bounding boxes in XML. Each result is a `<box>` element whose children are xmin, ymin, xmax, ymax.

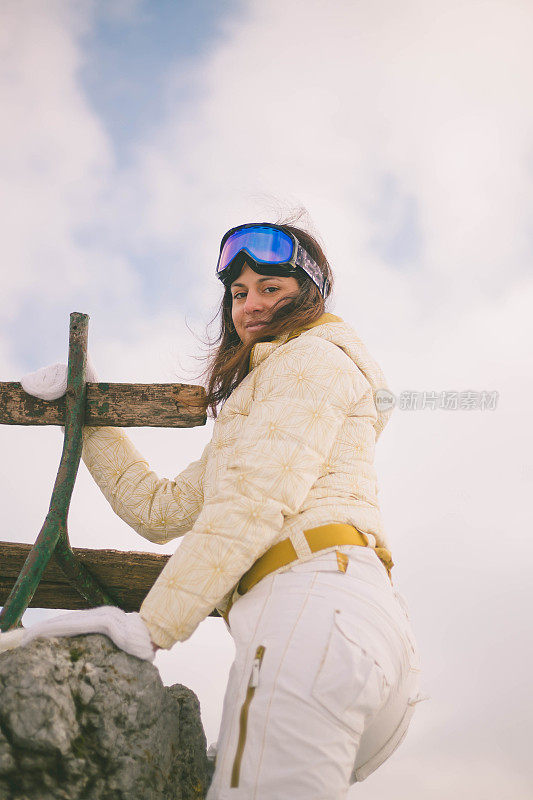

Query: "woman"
<box><xmin>14</xmin><ymin>222</ymin><xmax>422</xmax><ymax>798</ymax></box>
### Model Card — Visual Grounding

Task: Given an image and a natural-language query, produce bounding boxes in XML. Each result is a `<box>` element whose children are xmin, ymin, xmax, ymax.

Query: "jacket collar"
<box><xmin>248</xmin><ymin>313</ymin><xmax>343</xmax><ymax>372</ymax></box>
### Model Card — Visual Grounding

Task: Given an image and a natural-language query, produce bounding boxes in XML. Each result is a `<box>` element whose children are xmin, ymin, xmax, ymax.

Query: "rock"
<box><xmin>0</xmin><ymin>634</ymin><xmax>211</xmax><ymax>800</ymax></box>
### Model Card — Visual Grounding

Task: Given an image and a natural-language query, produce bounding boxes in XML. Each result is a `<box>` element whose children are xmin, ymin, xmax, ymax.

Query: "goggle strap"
<box><xmin>294</xmin><ymin>242</ymin><xmax>327</xmax><ymax>296</ymax></box>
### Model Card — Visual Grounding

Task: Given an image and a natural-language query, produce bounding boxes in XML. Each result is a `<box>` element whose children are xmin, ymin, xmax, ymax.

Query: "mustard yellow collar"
<box><xmin>285</xmin><ymin>312</ymin><xmax>342</xmax><ymax>342</ymax></box>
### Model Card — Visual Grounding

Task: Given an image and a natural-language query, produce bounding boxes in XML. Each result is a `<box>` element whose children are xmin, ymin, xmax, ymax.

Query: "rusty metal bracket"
<box><xmin>0</xmin><ymin>313</ymin><xmax>117</xmax><ymax>632</ymax></box>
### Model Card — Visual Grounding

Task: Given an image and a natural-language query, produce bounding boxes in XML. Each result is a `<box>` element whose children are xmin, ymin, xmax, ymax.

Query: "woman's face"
<box><xmin>231</xmin><ymin>263</ymin><xmax>300</xmax><ymax>344</ymax></box>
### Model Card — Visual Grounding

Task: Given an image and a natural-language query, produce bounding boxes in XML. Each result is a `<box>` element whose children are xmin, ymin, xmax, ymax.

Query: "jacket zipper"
<box><xmin>230</xmin><ymin>644</ymin><xmax>266</xmax><ymax>788</ymax></box>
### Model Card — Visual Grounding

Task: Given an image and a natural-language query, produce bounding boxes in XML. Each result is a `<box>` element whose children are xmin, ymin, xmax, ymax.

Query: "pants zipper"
<box><xmin>230</xmin><ymin>644</ymin><xmax>266</xmax><ymax>788</ymax></box>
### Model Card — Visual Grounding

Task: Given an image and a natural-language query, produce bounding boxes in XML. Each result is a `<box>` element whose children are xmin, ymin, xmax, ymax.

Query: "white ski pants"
<box><xmin>207</xmin><ymin>545</ymin><xmax>422</xmax><ymax>800</ymax></box>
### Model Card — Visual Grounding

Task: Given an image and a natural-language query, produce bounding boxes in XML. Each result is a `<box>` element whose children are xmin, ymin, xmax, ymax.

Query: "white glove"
<box><xmin>21</xmin><ymin>356</ymin><xmax>99</xmax><ymax>401</ymax></box>
<box><xmin>18</xmin><ymin>606</ymin><xmax>156</xmax><ymax>662</ymax></box>
<box><xmin>0</xmin><ymin>628</ymin><xmax>25</xmax><ymax>653</ymax></box>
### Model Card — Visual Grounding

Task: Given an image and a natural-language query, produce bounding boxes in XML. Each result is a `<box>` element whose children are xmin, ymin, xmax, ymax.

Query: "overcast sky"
<box><xmin>1</xmin><ymin>1</ymin><xmax>532</xmax><ymax>797</ymax></box>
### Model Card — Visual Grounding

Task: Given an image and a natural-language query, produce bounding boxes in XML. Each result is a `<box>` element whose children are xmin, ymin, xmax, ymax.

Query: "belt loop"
<box><xmin>336</xmin><ymin>551</ymin><xmax>349</xmax><ymax>573</ymax></box>
<box><xmin>289</xmin><ymin>529</ymin><xmax>312</xmax><ymax>559</ymax></box>
<box><xmin>365</xmin><ymin>532</ymin><xmax>377</xmax><ymax>548</ymax></box>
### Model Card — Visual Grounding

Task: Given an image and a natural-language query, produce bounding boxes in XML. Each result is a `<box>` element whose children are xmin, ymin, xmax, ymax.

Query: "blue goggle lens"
<box><xmin>218</xmin><ymin>226</ymin><xmax>294</xmax><ymax>274</ymax></box>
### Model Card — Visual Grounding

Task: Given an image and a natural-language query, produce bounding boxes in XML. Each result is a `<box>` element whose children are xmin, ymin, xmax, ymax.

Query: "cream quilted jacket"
<box><xmin>81</xmin><ymin>314</ymin><xmax>393</xmax><ymax>648</ymax></box>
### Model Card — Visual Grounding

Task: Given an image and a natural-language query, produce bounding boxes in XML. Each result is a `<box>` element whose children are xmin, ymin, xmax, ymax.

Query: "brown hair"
<box><xmin>203</xmin><ymin>223</ymin><xmax>333</xmax><ymax>417</ymax></box>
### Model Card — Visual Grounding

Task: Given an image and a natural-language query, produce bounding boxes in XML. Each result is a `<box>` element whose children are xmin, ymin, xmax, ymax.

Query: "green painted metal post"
<box><xmin>0</xmin><ymin>313</ymin><xmax>116</xmax><ymax>632</ymax></box>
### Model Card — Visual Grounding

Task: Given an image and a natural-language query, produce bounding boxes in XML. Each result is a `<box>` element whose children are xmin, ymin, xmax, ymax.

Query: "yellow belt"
<box><xmin>237</xmin><ymin>523</ymin><xmax>393</xmax><ymax>597</ymax></box>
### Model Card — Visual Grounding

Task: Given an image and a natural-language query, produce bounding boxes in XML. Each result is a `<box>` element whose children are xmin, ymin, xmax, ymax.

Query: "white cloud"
<box><xmin>132</xmin><ymin>0</ymin><xmax>533</xmax><ymax>311</ymax></box>
<box><xmin>0</xmin><ymin>2</ymin><xmax>107</xmax><ymax>315</ymax></box>
<box><xmin>0</xmin><ymin>0</ymin><xmax>163</xmax><ymax>358</ymax></box>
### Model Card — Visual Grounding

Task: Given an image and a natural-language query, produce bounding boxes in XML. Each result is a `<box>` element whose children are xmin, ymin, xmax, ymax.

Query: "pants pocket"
<box><xmin>310</xmin><ymin>608</ymin><xmax>389</xmax><ymax>735</ymax></box>
<box><xmin>351</xmin><ymin>690</ymin><xmax>420</xmax><ymax>782</ymax></box>
<box><xmin>350</xmin><ymin>632</ymin><xmax>424</xmax><ymax>784</ymax></box>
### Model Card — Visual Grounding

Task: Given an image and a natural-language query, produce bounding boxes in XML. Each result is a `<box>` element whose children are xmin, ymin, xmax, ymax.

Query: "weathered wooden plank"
<box><xmin>0</xmin><ymin>542</ymin><xmax>221</xmax><ymax>616</ymax></box>
<box><xmin>0</xmin><ymin>382</ymin><xmax>207</xmax><ymax>428</ymax></box>
<box><xmin>0</xmin><ymin>542</ymin><xmax>168</xmax><ymax>611</ymax></box>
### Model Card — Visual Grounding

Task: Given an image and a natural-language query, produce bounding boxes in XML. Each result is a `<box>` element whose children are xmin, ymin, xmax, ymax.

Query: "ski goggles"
<box><xmin>216</xmin><ymin>223</ymin><xmax>329</xmax><ymax>297</ymax></box>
